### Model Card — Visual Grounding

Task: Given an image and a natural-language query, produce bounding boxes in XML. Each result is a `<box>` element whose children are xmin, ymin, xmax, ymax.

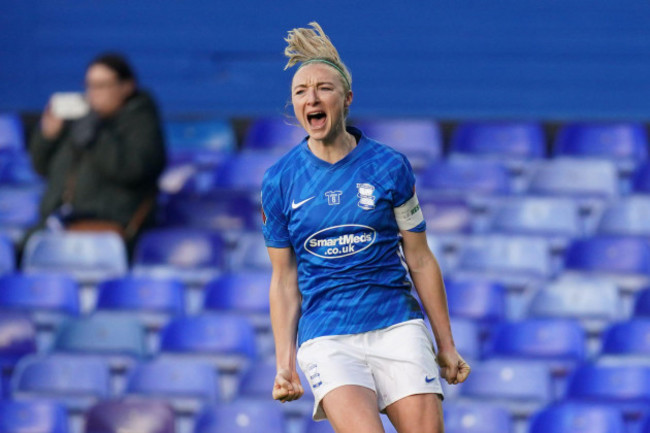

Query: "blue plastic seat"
<box><xmin>566</xmin><ymin>361</ymin><xmax>650</xmax><ymax>415</ymax></box>
<box><xmin>450</xmin><ymin>121</ymin><xmax>546</xmax><ymax>159</ymax></box>
<box><xmin>487</xmin><ymin>197</ymin><xmax>582</xmax><ymax>238</ymax></box>
<box><xmin>0</xmin><ymin>312</ymin><xmax>37</xmax><ymax>372</ymax></box>
<box><xmin>209</xmin><ymin>153</ymin><xmax>277</xmax><ymax>192</ymax></box>
<box><xmin>0</xmin><ymin>113</ymin><xmax>24</xmax><ymax>153</ymax></box>
<box><xmin>164</xmin><ymin>118</ymin><xmax>237</xmax><ymax>164</ymax></box>
<box><xmin>242</xmin><ymin>117</ymin><xmax>306</xmax><ymax>154</ymax></box>
<box><xmin>352</xmin><ymin>118</ymin><xmax>442</xmax><ymax>171</ymax></box>
<box><xmin>418</xmin><ymin>160</ymin><xmax>511</xmax><ymax>198</ymax></box>
<box><xmin>0</xmin><ymin>187</ymin><xmax>40</xmax><ymax>242</ymax></box>
<box><xmin>0</xmin><ymin>400</ymin><xmax>69</xmax><ymax>433</ymax></box>
<box><xmin>22</xmin><ymin>231</ymin><xmax>128</xmax><ymax>285</ymax></box>
<box><xmin>0</xmin><ymin>273</ymin><xmax>79</xmax><ymax>317</ymax></box>
<box><xmin>642</xmin><ymin>414</ymin><xmax>650</xmax><ymax>433</ymax></box>
<box><xmin>228</xmin><ymin>231</ymin><xmax>271</xmax><ymax>271</ymax></box>
<box><xmin>0</xmin><ymin>235</ymin><xmax>15</xmax><ymax>276</ymax></box>
<box><xmin>487</xmin><ymin>319</ymin><xmax>586</xmax><ymax>362</ymax></box>
<box><xmin>96</xmin><ymin>277</ymin><xmax>185</xmax><ymax>317</ymax></box>
<box><xmin>51</xmin><ymin>316</ymin><xmax>147</xmax><ymax>367</ymax></box>
<box><xmin>443</xmin><ymin>402</ymin><xmax>513</xmax><ymax>433</ymax></box>
<box><xmin>0</xmin><ymin>153</ymin><xmax>43</xmax><ymax>186</ymax></box>
<box><xmin>457</xmin><ymin>235</ymin><xmax>552</xmax><ymax>280</ymax></box>
<box><xmin>527</xmin><ymin>158</ymin><xmax>619</xmax><ymax>199</ymax></box>
<box><xmin>445</xmin><ymin>279</ymin><xmax>506</xmax><ymax>325</ymax></box>
<box><xmin>564</xmin><ymin>236</ymin><xmax>650</xmax><ymax>276</ymax></box>
<box><xmin>84</xmin><ymin>399</ymin><xmax>175</xmax><ymax>433</ymax></box>
<box><xmin>159</xmin><ymin>314</ymin><xmax>257</xmax><ymax>373</ymax></box>
<box><xmin>195</xmin><ymin>400</ymin><xmax>286</xmax><ymax>433</ymax></box>
<box><xmin>529</xmin><ymin>401</ymin><xmax>625</xmax><ymax>433</ymax></box>
<box><xmin>125</xmin><ymin>359</ymin><xmax>220</xmax><ymax>413</ymax></box>
<box><xmin>635</xmin><ymin>287</ymin><xmax>650</xmax><ymax>318</ymax></box>
<box><xmin>204</xmin><ymin>271</ymin><xmax>270</xmax><ymax>326</ymax></box>
<box><xmin>553</xmin><ymin>122</ymin><xmax>648</xmax><ymax>170</ymax></box>
<box><xmin>633</xmin><ymin>162</ymin><xmax>650</xmax><ymax>194</ymax></box>
<box><xmin>133</xmin><ymin>228</ymin><xmax>226</xmax><ymax>285</ymax></box>
<box><xmin>601</xmin><ymin>319</ymin><xmax>650</xmax><ymax>357</ymax></box>
<box><xmin>304</xmin><ymin>415</ymin><xmax>397</xmax><ymax>433</ymax></box>
<box><xmin>12</xmin><ymin>354</ymin><xmax>110</xmax><ymax>411</ymax></box>
<box><xmin>420</xmin><ymin>197</ymin><xmax>474</xmax><ymax>234</ymax></box>
<box><xmin>598</xmin><ymin>196</ymin><xmax>650</xmax><ymax>237</ymax></box>
<box><xmin>163</xmin><ymin>190</ymin><xmax>259</xmax><ymax>232</ymax></box>
<box><xmin>528</xmin><ymin>277</ymin><xmax>622</xmax><ymax>334</ymax></box>
<box><xmin>459</xmin><ymin>360</ymin><xmax>553</xmax><ymax>417</ymax></box>
<box><xmin>426</xmin><ymin>318</ymin><xmax>481</xmax><ymax>361</ymax></box>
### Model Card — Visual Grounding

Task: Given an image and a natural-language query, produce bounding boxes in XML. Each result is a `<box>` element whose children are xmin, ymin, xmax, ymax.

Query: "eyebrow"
<box><xmin>292</xmin><ymin>81</ymin><xmax>336</xmax><ymax>90</ymax></box>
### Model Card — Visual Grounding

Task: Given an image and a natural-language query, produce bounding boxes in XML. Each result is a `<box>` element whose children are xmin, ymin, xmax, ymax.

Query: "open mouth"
<box><xmin>307</xmin><ymin>111</ymin><xmax>327</xmax><ymax>129</ymax></box>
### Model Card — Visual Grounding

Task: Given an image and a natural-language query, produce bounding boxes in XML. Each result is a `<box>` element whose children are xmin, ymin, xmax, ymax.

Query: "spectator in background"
<box><xmin>27</xmin><ymin>52</ymin><xmax>166</xmax><ymax>253</ymax></box>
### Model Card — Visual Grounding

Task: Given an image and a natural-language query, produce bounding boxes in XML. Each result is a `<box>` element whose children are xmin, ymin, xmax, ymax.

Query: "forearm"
<box><xmin>270</xmin><ymin>272</ymin><xmax>301</xmax><ymax>371</ymax></box>
<box><xmin>407</xmin><ymin>248</ymin><xmax>456</xmax><ymax>352</ymax></box>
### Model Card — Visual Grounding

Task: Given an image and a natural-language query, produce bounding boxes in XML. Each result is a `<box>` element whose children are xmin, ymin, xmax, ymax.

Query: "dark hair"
<box><xmin>88</xmin><ymin>52</ymin><xmax>137</xmax><ymax>83</ymax></box>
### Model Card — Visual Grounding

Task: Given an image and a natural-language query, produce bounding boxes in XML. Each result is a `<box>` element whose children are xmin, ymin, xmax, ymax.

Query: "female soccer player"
<box><xmin>261</xmin><ymin>22</ymin><xmax>470</xmax><ymax>433</ymax></box>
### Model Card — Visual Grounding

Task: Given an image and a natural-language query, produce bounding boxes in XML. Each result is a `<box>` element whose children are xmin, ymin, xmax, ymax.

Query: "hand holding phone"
<box><xmin>50</xmin><ymin>92</ymin><xmax>90</xmax><ymax>120</ymax></box>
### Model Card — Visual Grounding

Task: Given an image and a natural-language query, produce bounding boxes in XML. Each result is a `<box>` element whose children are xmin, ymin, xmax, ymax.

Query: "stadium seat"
<box><xmin>450</xmin><ymin>121</ymin><xmax>546</xmax><ymax>160</ymax></box>
<box><xmin>164</xmin><ymin>118</ymin><xmax>237</xmax><ymax>164</ymax></box>
<box><xmin>204</xmin><ymin>271</ymin><xmax>271</xmax><ymax>327</ymax></box>
<box><xmin>527</xmin><ymin>158</ymin><xmax>619</xmax><ymax>199</ymax></box>
<box><xmin>417</xmin><ymin>160</ymin><xmax>511</xmax><ymax>198</ymax></box>
<box><xmin>95</xmin><ymin>276</ymin><xmax>185</xmax><ymax>330</ymax></box>
<box><xmin>459</xmin><ymin>360</ymin><xmax>553</xmax><ymax>417</ymax></box>
<box><xmin>427</xmin><ymin>318</ymin><xmax>481</xmax><ymax>362</ymax></box>
<box><xmin>0</xmin><ymin>312</ymin><xmax>37</xmax><ymax>375</ymax></box>
<box><xmin>0</xmin><ymin>153</ymin><xmax>43</xmax><ymax>186</ymax></box>
<box><xmin>0</xmin><ymin>113</ymin><xmax>24</xmax><ymax>153</ymax></box>
<box><xmin>242</xmin><ymin>117</ymin><xmax>306</xmax><ymax>154</ymax></box>
<box><xmin>642</xmin><ymin>415</ymin><xmax>650</xmax><ymax>433</ymax></box>
<box><xmin>419</xmin><ymin>197</ymin><xmax>474</xmax><ymax>234</ymax></box>
<box><xmin>635</xmin><ymin>287</ymin><xmax>650</xmax><ymax>318</ymax></box>
<box><xmin>528</xmin><ymin>277</ymin><xmax>623</xmax><ymax>336</ymax></box>
<box><xmin>443</xmin><ymin>402</ymin><xmax>513</xmax><ymax>433</ymax></box>
<box><xmin>209</xmin><ymin>153</ymin><xmax>277</xmax><ymax>193</ymax></box>
<box><xmin>486</xmin><ymin>197</ymin><xmax>582</xmax><ymax>240</ymax></box>
<box><xmin>125</xmin><ymin>359</ymin><xmax>221</xmax><ymax>413</ymax></box>
<box><xmin>12</xmin><ymin>354</ymin><xmax>110</xmax><ymax>411</ymax></box>
<box><xmin>163</xmin><ymin>190</ymin><xmax>260</xmax><ymax>232</ymax></box>
<box><xmin>633</xmin><ymin>162</ymin><xmax>650</xmax><ymax>194</ymax></box>
<box><xmin>445</xmin><ymin>279</ymin><xmax>506</xmax><ymax>326</ymax></box>
<box><xmin>597</xmin><ymin>196</ymin><xmax>650</xmax><ymax>237</ymax></box>
<box><xmin>0</xmin><ymin>273</ymin><xmax>79</xmax><ymax>319</ymax></box>
<box><xmin>195</xmin><ymin>399</ymin><xmax>286</xmax><ymax>433</ymax></box>
<box><xmin>0</xmin><ymin>187</ymin><xmax>40</xmax><ymax>243</ymax></box>
<box><xmin>304</xmin><ymin>415</ymin><xmax>397</xmax><ymax>433</ymax></box>
<box><xmin>563</xmin><ymin>236</ymin><xmax>650</xmax><ymax>295</ymax></box>
<box><xmin>227</xmin><ymin>231</ymin><xmax>271</xmax><ymax>271</ymax></box>
<box><xmin>84</xmin><ymin>399</ymin><xmax>175</xmax><ymax>433</ymax></box>
<box><xmin>553</xmin><ymin>122</ymin><xmax>648</xmax><ymax>173</ymax></box>
<box><xmin>529</xmin><ymin>401</ymin><xmax>625</xmax><ymax>433</ymax></box>
<box><xmin>159</xmin><ymin>314</ymin><xmax>257</xmax><ymax>374</ymax></box>
<box><xmin>352</xmin><ymin>118</ymin><xmax>442</xmax><ymax>171</ymax></box>
<box><xmin>0</xmin><ymin>400</ymin><xmax>69</xmax><ymax>433</ymax></box>
<box><xmin>51</xmin><ymin>315</ymin><xmax>147</xmax><ymax>369</ymax></box>
<box><xmin>566</xmin><ymin>361</ymin><xmax>650</xmax><ymax>416</ymax></box>
<box><xmin>0</xmin><ymin>235</ymin><xmax>15</xmax><ymax>276</ymax></box>
<box><xmin>22</xmin><ymin>231</ymin><xmax>128</xmax><ymax>285</ymax></box>
<box><xmin>133</xmin><ymin>228</ymin><xmax>226</xmax><ymax>285</ymax></box>
<box><xmin>601</xmin><ymin>319</ymin><xmax>650</xmax><ymax>359</ymax></box>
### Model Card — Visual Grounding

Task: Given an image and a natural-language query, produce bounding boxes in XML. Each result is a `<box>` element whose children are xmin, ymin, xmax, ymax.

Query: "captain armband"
<box><xmin>393</xmin><ymin>193</ymin><xmax>425</xmax><ymax>231</ymax></box>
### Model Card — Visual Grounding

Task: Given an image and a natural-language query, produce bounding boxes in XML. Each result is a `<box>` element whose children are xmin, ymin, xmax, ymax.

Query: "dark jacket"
<box><xmin>29</xmin><ymin>90</ymin><xmax>166</xmax><ymax>235</ymax></box>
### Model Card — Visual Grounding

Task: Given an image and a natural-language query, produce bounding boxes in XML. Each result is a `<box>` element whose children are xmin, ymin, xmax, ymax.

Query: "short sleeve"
<box><xmin>261</xmin><ymin>170</ymin><xmax>292</xmax><ymax>248</ymax></box>
<box><xmin>392</xmin><ymin>155</ymin><xmax>426</xmax><ymax>232</ymax></box>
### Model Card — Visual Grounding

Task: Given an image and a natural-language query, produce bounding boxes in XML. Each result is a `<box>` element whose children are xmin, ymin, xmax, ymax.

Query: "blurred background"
<box><xmin>2</xmin><ymin>1</ymin><xmax>650</xmax><ymax>433</ymax></box>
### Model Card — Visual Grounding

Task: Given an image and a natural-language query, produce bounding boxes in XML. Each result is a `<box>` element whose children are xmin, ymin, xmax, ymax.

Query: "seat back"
<box><xmin>84</xmin><ymin>399</ymin><xmax>175</xmax><ymax>433</ymax></box>
<box><xmin>564</xmin><ymin>236</ymin><xmax>650</xmax><ymax>275</ymax></box>
<box><xmin>195</xmin><ymin>400</ymin><xmax>285</xmax><ymax>433</ymax></box>
<box><xmin>529</xmin><ymin>401</ymin><xmax>624</xmax><ymax>433</ymax></box>
<box><xmin>0</xmin><ymin>273</ymin><xmax>79</xmax><ymax>315</ymax></box>
<box><xmin>451</xmin><ymin>121</ymin><xmax>546</xmax><ymax>159</ymax></box>
<box><xmin>0</xmin><ymin>400</ymin><xmax>69</xmax><ymax>433</ymax></box>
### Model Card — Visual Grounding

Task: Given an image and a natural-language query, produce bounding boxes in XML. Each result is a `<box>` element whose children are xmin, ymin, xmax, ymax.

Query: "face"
<box><xmin>85</xmin><ymin>64</ymin><xmax>134</xmax><ymax>117</ymax></box>
<box><xmin>291</xmin><ymin>63</ymin><xmax>352</xmax><ymax>143</ymax></box>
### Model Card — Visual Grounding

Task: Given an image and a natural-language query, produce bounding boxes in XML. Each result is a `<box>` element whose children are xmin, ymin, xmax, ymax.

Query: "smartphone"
<box><xmin>50</xmin><ymin>92</ymin><xmax>90</xmax><ymax>120</ymax></box>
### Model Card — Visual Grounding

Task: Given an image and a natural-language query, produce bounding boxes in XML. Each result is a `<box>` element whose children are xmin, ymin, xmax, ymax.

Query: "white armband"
<box><xmin>394</xmin><ymin>193</ymin><xmax>424</xmax><ymax>230</ymax></box>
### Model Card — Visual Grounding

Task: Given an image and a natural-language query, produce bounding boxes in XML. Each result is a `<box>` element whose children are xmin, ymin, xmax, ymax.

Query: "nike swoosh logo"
<box><xmin>425</xmin><ymin>376</ymin><xmax>436</xmax><ymax>383</ymax></box>
<box><xmin>291</xmin><ymin>196</ymin><xmax>315</xmax><ymax>210</ymax></box>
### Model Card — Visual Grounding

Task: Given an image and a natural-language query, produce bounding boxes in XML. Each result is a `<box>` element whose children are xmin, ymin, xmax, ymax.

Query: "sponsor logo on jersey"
<box><xmin>304</xmin><ymin>224</ymin><xmax>377</xmax><ymax>259</ymax></box>
<box><xmin>325</xmin><ymin>190</ymin><xmax>342</xmax><ymax>206</ymax></box>
<box><xmin>357</xmin><ymin>183</ymin><xmax>376</xmax><ymax>210</ymax></box>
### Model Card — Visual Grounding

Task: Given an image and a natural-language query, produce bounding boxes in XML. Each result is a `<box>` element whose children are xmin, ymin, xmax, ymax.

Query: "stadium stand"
<box><xmin>600</xmin><ymin>319</ymin><xmax>650</xmax><ymax>360</ymax></box>
<box><xmin>528</xmin><ymin>401</ymin><xmax>625</xmax><ymax>433</ymax></box>
<box><xmin>84</xmin><ymin>399</ymin><xmax>176</xmax><ymax>433</ymax></box>
<box><xmin>0</xmin><ymin>312</ymin><xmax>36</xmax><ymax>397</ymax></box>
<box><xmin>443</xmin><ymin>402</ymin><xmax>513</xmax><ymax>433</ymax></box>
<box><xmin>0</xmin><ymin>187</ymin><xmax>41</xmax><ymax>243</ymax></box>
<box><xmin>0</xmin><ymin>113</ymin><xmax>24</xmax><ymax>153</ymax></box>
<box><xmin>597</xmin><ymin>196</ymin><xmax>650</xmax><ymax>237</ymax></box>
<box><xmin>242</xmin><ymin>117</ymin><xmax>305</xmax><ymax>154</ymax></box>
<box><xmin>194</xmin><ymin>399</ymin><xmax>286</xmax><ymax>433</ymax></box>
<box><xmin>0</xmin><ymin>399</ymin><xmax>69</xmax><ymax>433</ymax></box>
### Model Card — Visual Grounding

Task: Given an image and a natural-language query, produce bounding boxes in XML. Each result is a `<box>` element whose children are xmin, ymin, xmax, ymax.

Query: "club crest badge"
<box><xmin>357</xmin><ymin>183</ymin><xmax>376</xmax><ymax>210</ymax></box>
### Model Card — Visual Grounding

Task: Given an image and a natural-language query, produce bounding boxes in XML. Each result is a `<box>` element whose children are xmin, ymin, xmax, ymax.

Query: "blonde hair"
<box><xmin>284</xmin><ymin>21</ymin><xmax>352</xmax><ymax>92</ymax></box>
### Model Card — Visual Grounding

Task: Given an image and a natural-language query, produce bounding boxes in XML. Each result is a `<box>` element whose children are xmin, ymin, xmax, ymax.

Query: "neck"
<box><xmin>308</xmin><ymin>126</ymin><xmax>356</xmax><ymax>164</ymax></box>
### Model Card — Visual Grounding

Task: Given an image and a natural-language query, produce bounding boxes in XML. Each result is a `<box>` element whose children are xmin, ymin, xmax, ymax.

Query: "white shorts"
<box><xmin>296</xmin><ymin>319</ymin><xmax>444</xmax><ymax>421</ymax></box>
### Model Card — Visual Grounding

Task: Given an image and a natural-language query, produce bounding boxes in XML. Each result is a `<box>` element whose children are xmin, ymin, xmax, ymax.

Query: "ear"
<box><xmin>344</xmin><ymin>90</ymin><xmax>353</xmax><ymax>109</ymax></box>
<box><xmin>121</xmin><ymin>80</ymin><xmax>136</xmax><ymax>98</ymax></box>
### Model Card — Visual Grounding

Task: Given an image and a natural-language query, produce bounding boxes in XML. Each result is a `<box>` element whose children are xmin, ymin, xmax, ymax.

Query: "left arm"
<box><xmin>400</xmin><ymin>229</ymin><xmax>471</xmax><ymax>385</ymax></box>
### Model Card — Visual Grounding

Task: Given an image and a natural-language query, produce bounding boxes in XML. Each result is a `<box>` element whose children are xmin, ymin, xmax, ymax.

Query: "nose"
<box><xmin>306</xmin><ymin>87</ymin><xmax>319</xmax><ymax>104</ymax></box>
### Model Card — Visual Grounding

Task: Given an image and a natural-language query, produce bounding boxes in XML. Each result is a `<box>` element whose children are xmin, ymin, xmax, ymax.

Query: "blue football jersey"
<box><xmin>261</xmin><ymin>127</ymin><xmax>425</xmax><ymax>345</ymax></box>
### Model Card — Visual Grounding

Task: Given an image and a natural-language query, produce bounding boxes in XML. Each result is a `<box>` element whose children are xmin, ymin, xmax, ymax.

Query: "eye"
<box><xmin>294</xmin><ymin>89</ymin><xmax>305</xmax><ymax>96</ymax></box>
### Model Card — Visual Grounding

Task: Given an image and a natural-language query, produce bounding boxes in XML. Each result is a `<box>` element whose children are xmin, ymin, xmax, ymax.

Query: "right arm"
<box><xmin>29</xmin><ymin>105</ymin><xmax>65</xmax><ymax>176</ymax></box>
<box><xmin>268</xmin><ymin>246</ymin><xmax>304</xmax><ymax>402</ymax></box>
